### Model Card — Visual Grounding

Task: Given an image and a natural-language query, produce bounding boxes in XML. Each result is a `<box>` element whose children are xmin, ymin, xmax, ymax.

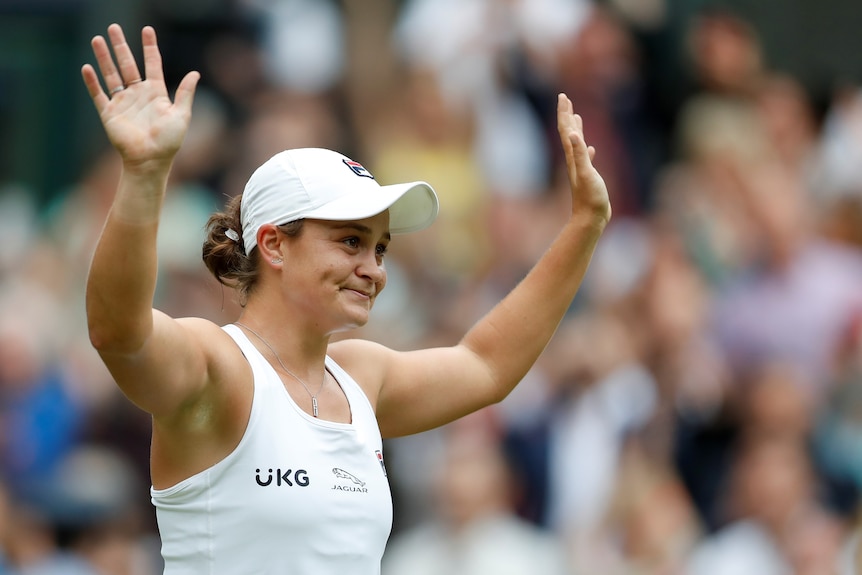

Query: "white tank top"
<box><xmin>151</xmin><ymin>324</ymin><xmax>393</xmax><ymax>575</ymax></box>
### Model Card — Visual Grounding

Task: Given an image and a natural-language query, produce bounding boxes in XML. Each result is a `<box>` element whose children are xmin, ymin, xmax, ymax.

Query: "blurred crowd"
<box><xmin>2</xmin><ymin>0</ymin><xmax>862</xmax><ymax>573</ymax></box>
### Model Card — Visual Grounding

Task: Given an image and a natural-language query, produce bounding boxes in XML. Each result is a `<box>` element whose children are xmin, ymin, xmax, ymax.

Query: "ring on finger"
<box><xmin>109</xmin><ymin>85</ymin><xmax>125</xmax><ymax>95</ymax></box>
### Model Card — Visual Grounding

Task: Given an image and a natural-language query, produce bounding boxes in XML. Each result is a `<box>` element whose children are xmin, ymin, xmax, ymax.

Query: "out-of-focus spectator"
<box><xmin>810</xmin><ymin>85</ymin><xmax>862</xmax><ymax>249</ymax></box>
<box><xmin>0</xmin><ymin>189</ymin><xmax>40</xmax><ymax>280</ymax></box>
<box><xmin>0</xmin><ymin>479</ymin><xmax>14</xmax><ymax>574</ymax></box>
<box><xmin>393</xmin><ymin>0</ymin><xmax>587</xmax><ymax>198</ymax></box>
<box><xmin>708</xmin><ymin>161</ymin><xmax>862</xmax><ymax>392</ymax></box>
<box><xmin>545</xmin><ymin>311</ymin><xmax>657</xmax><ymax>538</ymax></box>
<box><xmin>685</xmin><ymin>7</ymin><xmax>766</xmax><ymax>99</ymax></box>
<box><xmin>652</xmin><ymin>67</ymin><xmax>862</xmax><ymax>390</ymax></box>
<box><xmin>42</xmin><ymin>149</ymin><xmax>125</xmax><ymax>416</ymax></box>
<box><xmin>619</xmin><ymin>222</ymin><xmax>736</xmax><ymax>530</ymax></box>
<box><xmin>836</xmin><ymin>526</ymin><xmax>862</xmax><ymax>575</ymax></box>
<box><xmin>8</xmin><ymin>446</ymin><xmax>158</xmax><ymax>575</ymax></box>
<box><xmin>220</xmin><ymin>91</ymin><xmax>344</xmax><ymax>205</ymax></box>
<box><xmin>369</xmin><ymin>67</ymin><xmax>489</xmax><ymax>302</ymax></box>
<box><xmin>0</xmin><ymin>280</ymin><xmax>83</xmax><ymax>500</ymax></box>
<box><xmin>652</xmin><ymin>94</ymin><xmax>769</xmax><ymax>283</ymax></box>
<box><xmin>736</xmin><ymin>361</ymin><xmax>817</xmax><ymax>444</ymax></box>
<box><xmin>247</xmin><ymin>0</ymin><xmax>344</xmax><ymax>95</ymax></box>
<box><xmin>555</xmin><ymin>5</ymin><xmax>665</xmax><ymax>215</ymax></box>
<box><xmin>676</xmin><ymin>360</ymin><xmax>836</xmax><ymax>531</ymax></box>
<box><xmin>504</xmin><ymin>308</ymin><xmax>657</xmax><ymax>537</ymax></box>
<box><xmin>43</xmin><ymin>148</ymin><xmax>122</xmax><ymax>288</ymax></box>
<box><xmin>383</xmin><ymin>414</ymin><xmax>570</xmax><ymax>575</ymax></box>
<box><xmin>812</xmin><ymin>308</ymin><xmax>862</xmax><ymax>514</ymax></box>
<box><xmin>812</xmin><ymin>86</ymin><xmax>862</xmax><ymax>204</ymax></box>
<box><xmin>634</xmin><ymin>221</ymin><xmax>729</xmax><ymax>428</ymax></box>
<box><xmin>147</xmin><ymin>1</ymin><xmax>266</xmax><ymax>124</ymax></box>
<box><xmin>754</xmin><ymin>73</ymin><xmax>819</xmax><ymax>178</ymax></box>
<box><xmin>595</xmin><ymin>441</ymin><xmax>703</xmax><ymax>574</ymax></box>
<box><xmin>685</xmin><ymin>435</ymin><xmax>847</xmax><ymax>575</ymax></box>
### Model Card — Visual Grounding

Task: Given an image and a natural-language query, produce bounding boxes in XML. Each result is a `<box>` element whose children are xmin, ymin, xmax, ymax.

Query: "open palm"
<box><xmin>557</xmin><ymin>93</ymin><xmax>612</xmax><ymax>224</ymax></box>
<box><xmin>81</xmin><ymin>24</ymin><xmax>199</xmax><ymax>169</ymax></box>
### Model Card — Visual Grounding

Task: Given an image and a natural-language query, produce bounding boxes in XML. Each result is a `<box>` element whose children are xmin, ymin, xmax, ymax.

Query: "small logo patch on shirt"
<box><xmin>375</xmin><ymin>450</ymin><xmax>387</xmax><ymax>477</ymax></box>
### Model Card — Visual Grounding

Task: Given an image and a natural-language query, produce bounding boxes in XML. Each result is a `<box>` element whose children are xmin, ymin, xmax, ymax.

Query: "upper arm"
<box><xmin>95</xmin><ymin>309</ymin><xmax>231</xmax><ymax>417</ymax></box>
<box><xmin>330</xmin><ymin>339</ymin><xmax>503</xmax><ymax>438</ymax></box>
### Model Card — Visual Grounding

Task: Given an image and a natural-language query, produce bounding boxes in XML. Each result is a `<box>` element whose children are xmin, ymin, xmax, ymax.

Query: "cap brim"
<box><xmin>301</xmin><ymin>181</ymin><xmax>439</xmax><ymax>234</ymax></box>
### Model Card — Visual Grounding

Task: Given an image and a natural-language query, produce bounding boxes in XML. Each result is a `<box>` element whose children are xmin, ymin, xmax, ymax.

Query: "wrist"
<box><xmin>570</xmin><ymin>205</ymin><xmax>612</xmax><ymax>231</ymax></box>
<box><xmin>121</xmin><ymin>155</ymin><xmax>175</xmax><ymax>178</ymax></box>
<box><xmin>110</xmin><ymin>166</ymin><xmax>171</xmax><ymax>225</ymax></box>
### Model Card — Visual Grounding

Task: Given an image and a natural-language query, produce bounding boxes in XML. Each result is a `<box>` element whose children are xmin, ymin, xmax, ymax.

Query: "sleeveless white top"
<box><xmin>151</xmin><ymin>324</ymin><xmax>393</xmax><ymax>575</ymax></box>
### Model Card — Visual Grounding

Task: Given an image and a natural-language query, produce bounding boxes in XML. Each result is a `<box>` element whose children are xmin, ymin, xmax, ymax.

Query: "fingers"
<box><xmin>81</xmin><ymin>64</ymin><xmax>109</xmax><ymax>112</ymax></box>
<box><xmin>141</xmin><ymin>26</ymin><xmax>163</xmax><ymax>88</ymax></box>
<box><xmin>82</xmin><ymin>23</ymin><xmax>201</xmax><ymax>121</ymax></box>
<box><xmin>557</xmin><ymin>93</ymin><xmax>586</xmax><ymax>160</ymax></box>
<box><xmin>568</xmin><ymin>127</ymin><xmax>596</xmax><ymax>178</ymax></box>
<box><xmin>86</xmin><ymin>23</ymin><xmax>146</xmax><ymax>103</ymax></box>
<box><xmin>556</xmin><ymin>93</ymin><xmax>597</xmax><ymax>177</ymax></box>
<box><xmin>91</xmin><ymin>33</ymin><xmax>124</xmax><ymax>96</ymax></box>
<box><xmin>556</xmin><ymin>93</ymin><xmax>583</xmax><ymax>143</ymax></box>
<box><xmin>107</xmin><ymin>24</ymin><xmax>144</xmax><ymax>86</ymax></box>
<box><xmin>556</xmin><ymin>93</ymin><xmax>572</xmax><ymax>138</ymax></box>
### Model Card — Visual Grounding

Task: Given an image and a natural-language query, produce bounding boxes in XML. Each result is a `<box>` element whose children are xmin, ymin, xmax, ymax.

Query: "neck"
<box><xmin>234</xmin><ymin>316</ymin><xmax>328</xmax><ymax>381</ymax></box>
<box><xmin>234</xmin><ymin>319</ymin><xmax>330</xmax><ymax>418</ymax></box>
<box><xmin>235</xmin><ymin>309</ymin><xmax>330</xmax><ymax>371</ymax></box>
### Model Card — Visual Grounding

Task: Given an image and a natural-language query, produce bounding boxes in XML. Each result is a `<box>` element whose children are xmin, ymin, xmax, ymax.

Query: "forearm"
<box><xmin>461</xmin><ymin>212</ymin><xmax>607</xmax><ymax>393</ymax></box>
<box><xmin>86</xmin><ymin>166</ymin><xmax>170</xmax><ymax>353</ymax></box>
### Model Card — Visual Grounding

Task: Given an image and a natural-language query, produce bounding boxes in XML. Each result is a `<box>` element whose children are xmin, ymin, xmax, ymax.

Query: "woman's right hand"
<box><xmin>81</xmin><ymin>24</ymin><xmax>199</xmax><ymax>173</ymax></box>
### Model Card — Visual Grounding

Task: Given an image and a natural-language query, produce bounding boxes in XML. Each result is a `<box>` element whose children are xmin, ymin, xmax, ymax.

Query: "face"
<box><xmin>280</xmin><ymin>211</ymin><xmax>390</xmax><ymax>334</ymax></box>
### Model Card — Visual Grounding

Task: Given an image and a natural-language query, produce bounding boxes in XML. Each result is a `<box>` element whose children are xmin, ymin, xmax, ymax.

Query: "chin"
<box><xmin>337</xmin><ymin>297</ymin><xmax>375</xmax><ymax>328</ymax></box>
<box><xmin>332</xmin><ymin>312</ymin><xmax>371</xmax><ymax>334</ymax></box>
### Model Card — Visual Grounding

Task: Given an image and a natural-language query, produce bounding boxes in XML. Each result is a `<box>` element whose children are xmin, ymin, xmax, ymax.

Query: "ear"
<box><xmin>256</xmin><ymin>224</ymin><xmax>284</xmax><ymax>267</ymax></box>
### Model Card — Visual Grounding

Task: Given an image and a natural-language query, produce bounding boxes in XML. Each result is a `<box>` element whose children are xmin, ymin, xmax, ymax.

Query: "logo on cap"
<box><xmin>342</xmin><ymin>159</ymin><xmax>375</xmax><ymax>179</ymax></box>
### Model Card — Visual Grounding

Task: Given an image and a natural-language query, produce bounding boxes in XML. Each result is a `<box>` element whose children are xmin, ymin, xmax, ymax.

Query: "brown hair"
<box><xmin>202</xmin><ymin>194</ymin><xmax>303</xmax><ymax>306</ymax></box>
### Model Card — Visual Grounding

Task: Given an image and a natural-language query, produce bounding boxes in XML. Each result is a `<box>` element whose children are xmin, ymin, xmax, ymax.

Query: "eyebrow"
<box><xmin>329</xmin><ymin>222</ymin><xmax>391</xmax><ymax>241</ymax></box>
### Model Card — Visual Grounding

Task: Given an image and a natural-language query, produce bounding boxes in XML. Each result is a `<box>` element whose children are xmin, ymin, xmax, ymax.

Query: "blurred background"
<box><xmin>2</xmin><ymin>0</ymin><xmax>862</xmax><ymax>573</ymax></box>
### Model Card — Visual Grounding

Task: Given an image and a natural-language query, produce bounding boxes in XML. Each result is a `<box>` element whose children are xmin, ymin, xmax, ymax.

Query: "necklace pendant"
<box><xmin>312</xmin><ymin>396</ymin><xmax>319</xmax><ymax>418</ymax></box>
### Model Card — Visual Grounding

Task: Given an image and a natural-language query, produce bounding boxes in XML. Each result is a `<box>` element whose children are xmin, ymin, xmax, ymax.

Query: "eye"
<box><xmin>376</xmin><ymin>243</ymin><xmax>388</xmax><ymax>258</ymax></box>
<box><xmin>343</xmin><ymin>237</ymin><xmax>360</xmax><ymax>249</ymax></box>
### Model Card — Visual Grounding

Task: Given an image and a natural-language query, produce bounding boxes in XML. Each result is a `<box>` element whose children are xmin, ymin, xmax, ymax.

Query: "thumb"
<box><xmin>174</xmin><ymin>71</ymin><xmax>200</xmax><ymax>115</ymax></box>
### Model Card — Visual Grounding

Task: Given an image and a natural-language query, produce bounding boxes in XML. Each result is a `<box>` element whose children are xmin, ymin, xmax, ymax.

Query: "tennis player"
<box><xmin>81</xmin><ymin>23</ymin><xmax>610</xmax><ymax>574</ymax></box>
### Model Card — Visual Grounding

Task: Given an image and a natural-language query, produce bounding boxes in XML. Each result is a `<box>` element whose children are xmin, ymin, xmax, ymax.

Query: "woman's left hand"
<box><xmin>557</xmin><ymin>93</ymin><xmax>612</xmax><ymax>225</ymax></box>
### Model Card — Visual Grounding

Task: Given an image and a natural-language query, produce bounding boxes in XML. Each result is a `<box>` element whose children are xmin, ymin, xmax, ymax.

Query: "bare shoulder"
<box><xmin>173</xmin><ymin>316</ymin><xmax>249</xmax><ymax>383</ymax></box>
<box><xmin>328</xmin><ymin>338</ymin><xmax>393</xmax><ymax>404</ymax></box>
<box><xmin>173</xmin><ymin>315</ymin><xmax>234</xmax><ymax>340</ymax></box>
<box><xmin>150</xmin><ymin>318</ymin><xmax>253</xmax><ymax>486</ymax></box>
<box><xmin>149</xmin><ymin>318</ymin><xmax>255</xmax><ymax>488</ymax></box>
<box><xmin>328</xmin><ymin>337</ymin><xmax>392</xmax><ymax>376</ymax></box>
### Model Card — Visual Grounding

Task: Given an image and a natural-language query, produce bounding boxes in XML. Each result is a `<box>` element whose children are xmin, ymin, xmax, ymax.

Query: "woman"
<box><xmin>81</xmin><ymin>24</ymin><xmax>610</xmax><ymax>575</ymax></box>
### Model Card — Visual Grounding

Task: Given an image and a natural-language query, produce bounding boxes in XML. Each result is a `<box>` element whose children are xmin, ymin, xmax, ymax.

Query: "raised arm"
<box><xmin>82</xmin><ymin>24</ymin><xmax>209</xmax><ymax>416</ymax></box>
<box><xmin>345</xmin><ymin>93</ymin><xmax>611</xmax><ymax>437</ymax></box>
<box><xmin>459</xmin><ymin>93</ymin><xmax>611</xmax><ymax>380</ymax></box>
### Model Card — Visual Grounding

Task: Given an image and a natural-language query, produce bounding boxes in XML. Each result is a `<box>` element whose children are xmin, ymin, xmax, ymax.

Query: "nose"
<box><xmin>356</xmin><ymin>251</ymin><xmax>386</xmax><ymax>288</ymax></box>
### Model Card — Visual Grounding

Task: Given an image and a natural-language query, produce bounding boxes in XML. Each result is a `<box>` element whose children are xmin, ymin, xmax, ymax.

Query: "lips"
<box><xmin>344</xmin><ymin>287</ymin><xmax>373</xmax><ymax>299</ymax></box>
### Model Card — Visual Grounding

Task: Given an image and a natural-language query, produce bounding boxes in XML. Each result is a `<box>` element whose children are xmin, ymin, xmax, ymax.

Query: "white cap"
<box><xmin>240</xmin><ymin>148</ymin><xmax>439</xmax><ymax>254</ymax></box>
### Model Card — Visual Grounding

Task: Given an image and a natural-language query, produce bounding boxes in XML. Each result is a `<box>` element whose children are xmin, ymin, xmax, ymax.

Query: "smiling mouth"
<box><xmin>344</xmin><ymin>288</ymin><xmax>373</xmax><ymax>299</ymax></box>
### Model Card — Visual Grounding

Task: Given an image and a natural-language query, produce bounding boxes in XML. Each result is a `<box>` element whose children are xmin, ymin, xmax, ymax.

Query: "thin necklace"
<box><xmin>234</xmin><ymin>322</ymin><xmax>326</xmax><ymax>417</ymax></box>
